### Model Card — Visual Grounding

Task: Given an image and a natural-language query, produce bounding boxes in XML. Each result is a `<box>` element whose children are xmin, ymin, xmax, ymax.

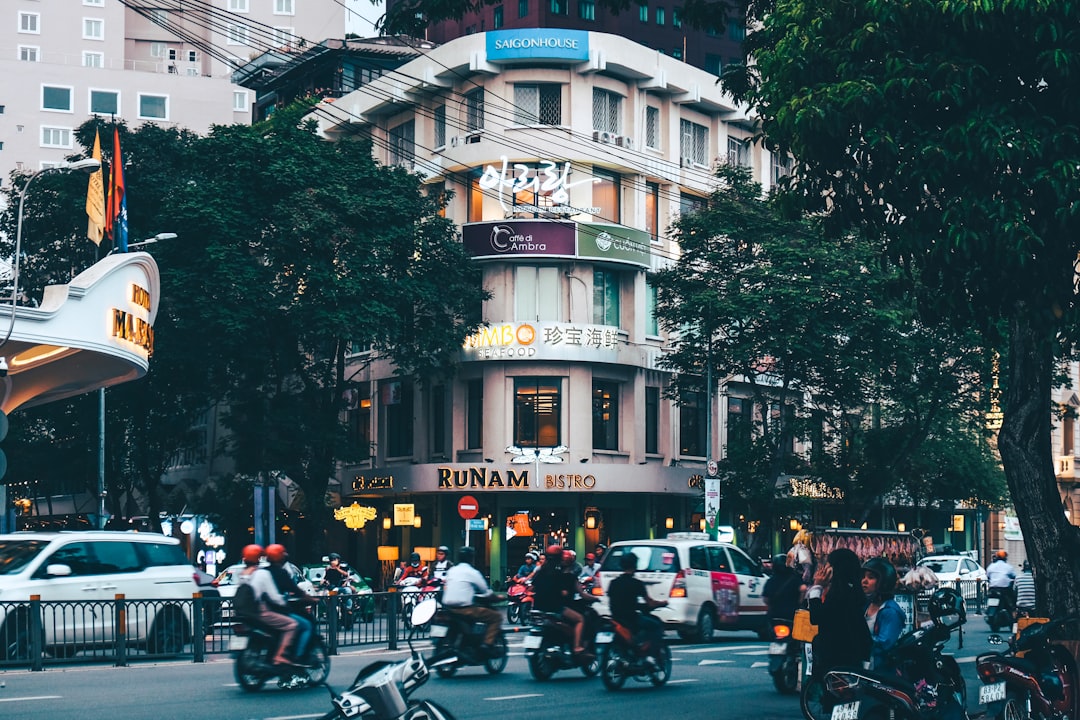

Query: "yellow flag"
<box><xmin>86</xmin><ymin>129</ymin><xmax>105</xmax><ymax>245</ymax></box>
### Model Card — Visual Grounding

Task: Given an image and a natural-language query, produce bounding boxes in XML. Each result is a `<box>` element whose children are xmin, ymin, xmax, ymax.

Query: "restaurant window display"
<box><xmin>593</xmin><ymin>380</ymin><xmax>619</xmax><ymax>450</ymax></box>
<box><xmin>514</xmin><ymin>377</ymin><xmax>561</xmax><ymax>447</ymax></box>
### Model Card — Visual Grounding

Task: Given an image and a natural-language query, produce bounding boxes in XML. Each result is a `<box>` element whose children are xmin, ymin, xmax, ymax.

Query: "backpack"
<box><xmin>233</xmin><ymin>580</ymin><xmax>261</xmax><ymax>620</ymax></box>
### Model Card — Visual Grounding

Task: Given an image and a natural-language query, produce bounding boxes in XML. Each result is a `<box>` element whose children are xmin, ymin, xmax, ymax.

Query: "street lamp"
<box><xmin>108</xmin><ymin>232</ymin><xmax>177</xmax><ymax>255</ymax></box>
<box><xmin>0</xmin><ymin>158</ymin><xmax>102</xmax><ymax>352</ymax></box>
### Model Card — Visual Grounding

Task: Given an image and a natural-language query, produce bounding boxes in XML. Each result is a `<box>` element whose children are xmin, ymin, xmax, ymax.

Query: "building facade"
<box><xmin>318</xmin><ymin>28</ymin><xmax>784</xmax><ymax>580</ymax></box>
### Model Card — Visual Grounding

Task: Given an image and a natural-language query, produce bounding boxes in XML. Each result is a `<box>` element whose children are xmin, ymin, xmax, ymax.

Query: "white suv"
<box><xmin>0</xmin><ymin>531</ymin><xmax>201</xmax><ymax>659</ymax></box>
<box><xmin>593</xmin><ymin>533</ymin><xmax>770</xmax><ymax>642</ymax></box>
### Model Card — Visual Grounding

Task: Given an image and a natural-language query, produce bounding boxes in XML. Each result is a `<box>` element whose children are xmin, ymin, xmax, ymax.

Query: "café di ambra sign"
<box><xmin>462</xmin><ymin>218</ymin><xmax>652</xmax><ymax>269</ymax></box>
<box><xmin>463</xmin><ymin>321</ymin><xmax>620</xmax><ymax>363</ymax></box>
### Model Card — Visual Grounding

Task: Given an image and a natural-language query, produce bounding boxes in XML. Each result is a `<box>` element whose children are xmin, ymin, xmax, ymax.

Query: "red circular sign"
<box><xmin>457</xmin><ymin>495</ymin><xmax>479</xmax><ymax>520</ymax></box>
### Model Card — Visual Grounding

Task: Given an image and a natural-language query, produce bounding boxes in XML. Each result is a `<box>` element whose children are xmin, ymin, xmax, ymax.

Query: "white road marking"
<box><xmin>486</xmin><ymin>693</ymin><xmax>545</xmax><ymax>701</ymax></box>
<box><xmin>264</xmin><ymin>715</ymin><xmax>324</xmax><ymax>720</ymax></box>
<box><xmin>733</xmin><ymin>650</ymin><xmax>771</xmax><ymax>655</ymax></box>
<box><xmin>674</xmin><ymin>645</ymin><xmax>762</xmax><ymax>654</ymax></box>
<box><xmin>0</xmin><ymin>696</ymin><xmax>62</xmax><ymax>703</ymax></box>
<box><xmin>667</xmin><ymin>678</ymin><xmax>699</xmax><ymax>684</ymax></box>
<box><xmin>699</xmin><ymin>659</ymin><xmax>734</xmax><ymax>665</ymax></box>
<box><xmin>751</xmin><ymin>661</ymin><xmax>769</xmax><ymax>669</ymax></box>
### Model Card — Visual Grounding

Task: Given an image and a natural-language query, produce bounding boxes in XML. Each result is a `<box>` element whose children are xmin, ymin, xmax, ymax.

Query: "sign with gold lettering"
<box><xmin>334</xmin><ymin>502</ymin><xmax>377</xmax><ymax>529</ymax></box>
<box><xmin>393</xmin><ymin>503</ymin><xmax>415</xmax><ymax>526</ymax></box>
<box><xmin>353</xmin><ymin>474</ymin><xmax>394</xmax><ymax>491</ymax></box>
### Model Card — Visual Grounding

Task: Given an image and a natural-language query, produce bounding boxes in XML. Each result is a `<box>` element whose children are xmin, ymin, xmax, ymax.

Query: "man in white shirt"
<box><xmin>986</xmin><ymin>550</ymin><xmax>1018</xmax><ymax>614</ymax></box>
<box><xmin>237</xmin><ymin>544</ymin><xmax>298</xmax><ymax>666</ymax></box>
<box><xmin>441</xmin><ymin>546</ymin><xmax>502</xmax><ymax>655</ymax></box>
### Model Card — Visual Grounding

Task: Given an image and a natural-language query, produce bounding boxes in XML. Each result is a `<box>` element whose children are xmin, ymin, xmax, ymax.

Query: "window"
<box><xmin>19</xmin><ymin>46</ymin><xmax>40</xmax><ymax>62</ymax></box>
<box><xmin>639</xmin><ymin>4</ymin><xmax>648</xmax><ymax>22</ymax></box>
<box><xmin>592</xmin><ymin>380</ymin><xmax>619</xmax><ymax>450</ymax></box>
<box><xmin>645</xmin><ymin>106</ymin><xmax>659</xmax><ymax>149</ymax></box>
<box><xmin>707</xmin><ymin>546</ymin><xmax>730</xmax><ymax>572</ymax></box>
<box><xmin>645</xmin><ymin>386</ymin><xmax>660</xmax><ymax>454</ymax></box>
<box><xmin>91</xmin><ymin>542</ymin><xmax>142</xmax><ymax>574</ymax></box>
<box><xmin>41</xmin><ymin>126</ymin><xmax>72</xmax><ymax>149</ymax></box>
<box><xmin>431</xmin><ymin>385</ymin><xmax>446</xmax><ymax>457</ymax></box>
<box><xmin>519</xmin><ymin>0</ymin><xmax>529</xmax><ymax>16</ymax></box>
<box><xmin>645</xmin><ymin>181</ymin><xmax>660</xmax><ymax>241</ymax></box>
<box><xmin>592</xmin><ymin>168</ymin><xmax>620</xmax><ymax>223</ymax></box>
<box><xmin>138</xmin><ymin>93</ymin><xmax>168</xmax><ymax>120</ymax></box>
<box><xmin>188</xmin><ymin>50</ymin><xmax>198</xmax><ymax>62</ymax></box>
<box><xmin>772</xmin><ymin>152</ymin><xmax>793</xmax><ymax>184</ymax></box>
<box><xmin>467</xmin><ymin>379</ymin><xmax>484</xmax><ymax>449</ymax></box>
<box><xmin>227</xmin><ymin>24</ymin><xmax>250</xmax><ymax>45</ymax></box>
<box><xmin>656</xmin><ymin>7</ymin><xmax>665</xmax><ymax>24</ymax></box>
<box><xmin>551</xmin><ymin>0</ymin><xmax>568</xmax><ymax>14</ymax></box>
<box><xmin>1064</xmin><ymin>408</ymin><xmax>1075</xmax><ymax>456</ymax></box>
<box><xmin>150</xmin><ymin>9</ymin><xmax>167</xmax><ymax>23</ymax></box>
<box><xmin>680</xmin><ymin>191</ymin><xmax>706</xmax><ymax>215</ymax></box>
<box><xmin>646</xmin><ymin>281</ymin><xmax>659</xmax><ymax>335</ymax></box>
<box><xmin>434</xmin><ymin>105</ymin><xmax>446</xmax><ymax>147</ymax></box>
<box><xmin>388</xmin><ymin>119</ymin><xmax>415</xmax><ymax>167</ymax></box>
<box><xmin>729</xmin><ymin>19</ymin><xmax>746</xmax><ymax>40</ymax></box>
<box><xmin>41</xmin><ymin>543</ymin><xmax>94</xmax><ymax>576</ymax></box>
<box><xmin>383</xmin><ymin>380</ymin><xmax>414</xmax><ymax>457</ymax></box>
<box><xmin>83</xmin><ymin>51</ymin><xmax>104</xmax><ymax>68</ymax></box>
<box><xmin>679</xmin><ymin>390</ymin><xmax>706</xmax><ymax>456</ymax></box>
<box><xmin>138</xmin><ymin>542</ymin><xmax>188</xmax><ymax>568</ymax></box>
<box><xmin>233</xmin><ymin>90</ymin><xmax>249</xmax><ymax>111</ymax></box>
<box><xmin>516</xmin><ymin>266</ymin><xmax>561</xmax><ymax>321</ymax></box>
<box><xmin>673</xmin><ymin>48</ymin><xmax>682</xmax><ymax>60</ymax></box>
<box><xmin>680</xmin><ymin>119</ymin><xmax>709</xmax><ymax>166</ymax></box>
<box><xmin>514</xmin><ymin>378</ymin><xmax>561</xmax><ymax>448</ymax></box>
<box><xmin>90</xmin><ymin>89</ymin><xmax>119</xmax><ymax>115</ymax></box>
<box><xmin>466</xmin><ymin>89</ymin><xmax>484</xmax><ymax>132</ymax></box>
<box><xmin>727</xmin><ymin>396</ymin><xmax>751</xmax><ymax>447</ymax></box>
<box><xmin>168</xmin><ymin>48</ymin><xmax>178</xmax><ymax>61</ymax></box>
<box><xmin>275</xmin><ymin>0</ymin><xmax>295</xmax><ymax>14</ymax></box>
<box><xmin>728</xmin><ymin>546</ymin><xmax>760</xmax><ymax>576</ymax></box>
<box><xmin>347</xmin><ymin>385</ymin><xmax>372</xmax><ymax>460</ymax></box>
<box><xmin>42</xmin><ymin>86</ymin><xmax>73</xmax><ymax>112</ymax></box>
<box><xmin>727</xmin><ymin>136</ymin><xmax>750</xmax><ymax>166</ymax></box>
<box><xmin>593</xmin><ymin>269</ymin><xmax>620</xmax><ymax>326</ymax></box>
<box><xmin>150</xmin><ymin>42</ymin><xmax>166</xmax><ymax>58</ymax></box>
<box><xmin>705</xmin><ymin>54</ymin><xmax>722</xmax><ymax>77</ymax></box>
<box><xmin>673</xmin><ymin>7</ymin><xmax>682</xmax><ymax>27</ymax></box>
<box><xmin>513</xmin><ymin>84</ymin><xmax>561</xmax><ymax>125</ymax></box>
<box><xmin>228</xmin><ymin>0</ymin><xmax>249</xmax><ymax>10</ymax></box>
<box><xmin>579</xmin><ymin>0</ymin><xmax>595</xmax><ymax>20</ymax></box>
<box><xmin>19</xmin><ymin>12</ymin><xmax>40</xmax><ymax>34</ymax></box>
<box><xmin>592</xmin><ymin>88</ymin><xmax>621</xmax><ymax>133</ymax></box>
<box><xmin>83</xmin><ymin>18</ymin><xmax>104</xmax><ymax>40</ymax></box>
<box><xmin>494</xmin><ymin>5</ymin><xmax>504</xmax><ymax>28</ymax></box>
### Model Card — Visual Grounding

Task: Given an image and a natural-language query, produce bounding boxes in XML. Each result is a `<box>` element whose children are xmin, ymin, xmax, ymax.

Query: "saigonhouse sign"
<box><xmin>487</xmin><ymin>29</ymin><xmax>590</xmax><ymax>62</ymax></box>
<box><xmin>462</xmin><ymin>321</ymin><xmax>620</xmax><ymax>362</ymax></box>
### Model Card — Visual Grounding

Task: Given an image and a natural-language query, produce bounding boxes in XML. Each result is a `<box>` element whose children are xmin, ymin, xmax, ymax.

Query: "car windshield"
<box><xmin>215</xmin><ymin>565</ymin><xmax>242</xmax><ymax>585</ymax></box>
<box><xmin>0</xmin><ymin>540</ymin><xmax>49</xmax><ymax>575</ymax></box>
<box><xmin>600</xmin><ymin>545</ymin><xmax>681</xmax><ymax>573</ymax></box>
<box><xmin>920</xmin><ymin>558</ymin><xmax>959</xmax><ymax>574</ymax></box>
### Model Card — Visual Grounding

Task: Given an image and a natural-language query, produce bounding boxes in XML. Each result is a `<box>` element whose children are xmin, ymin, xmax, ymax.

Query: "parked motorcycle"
<box><xmin>767</xmin><ymin>617</ymin><xmax>800</xmax><ymax>695</ymax></box>
<box><xmin>975</xmin><ymin>616</ymin><xmax>1080</xmax><ymax>720</ymax></box>
<box><xmin>595</xmin><ymin>615</ymin><xmax>672</xmax><ymax>690</ymax></box>
<box><xmin>232</xmin><ymin>601</ymin><xmax>330</xmax><ymax>692</ymax></box>
<box><xmin>506</xmin><ymin>578</ymin><xmax>534</xmax><ymax>625</ymax></box>
<box><xmin>524</xmin><ymin>608</ymin><xmax>602</xmax><ymax>680</ymax></box>
<box><xmin>318</xmin><ymin>599</ymin><xmax>457</xmax><ymax>720</ymax></box>
<box><xmin>428</xmin><ymin>603</ymin><xmax>509</xmax><ymax>677</ymax></box>
<box><xmin>986</xmin><ymin>586</ymin><xmax>1016</xmax><ymax>633</ymax></box>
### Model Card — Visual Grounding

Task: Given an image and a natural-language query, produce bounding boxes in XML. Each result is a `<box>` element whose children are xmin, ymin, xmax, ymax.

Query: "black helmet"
<box><xmin>620</xmin><ymin>552</ymin><xmax>638</xmax><ymax>571</ymax></box>
<box><xmin>409</xmin><ymin>552</ymin><xmax>421</xmax><ymax>566</ymax></box>
<box><xmin>928</xmin><ymin>587</ymin><xmax>966</xmax><ymax>629</ymax></box>
<box><xmin>771</xmin><ymin>554</ymin><xmax>789</xmax><ymax>570</ymax></box>
<box><xmin>328</xmin><ymin>553</ymin><xmax>341</xmax><ymax>562</ymax></box>
<box><xmin>458</xmin><ymin>546</ymin><xmax>476</xmax><ymax>565</ymax></box>
<box><xmin>862</xmin><ymin>557</ymin><xmax>898</xmax><ymax>599</ymax></box>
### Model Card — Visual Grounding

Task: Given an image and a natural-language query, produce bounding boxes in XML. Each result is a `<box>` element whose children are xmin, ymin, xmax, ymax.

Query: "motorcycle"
<box><xmin>814</xmin><ymin>620</ymin><xmax>968</xmax><ymax>720</ymax></box>
<box><xmin>318</xmin><ymin>598</ymin><xmax>457</xmax><ymax>720</ymax></box>
<box><xmin>506</xmin><ymin>578</ymin><xmax>534</xmax><ymax>625</ymax></box>
<box><xmin>232</xmin><ymin>600</ymin><xmax>330</xmax><ymax>692</ymax></box>
<box><xmin>398</xmin><ymin>576</ymin><xmax>441</xmax><ymax>629</ymax></box>
<box><xmin>767</xmin><ymin>617</ymin><xmax>801</xmax><ymax>695</ymax></box>
<box><xmin>975</xmin><ymin>616</ymin><xmax>1080</xmax><ymax>720</ymax></box>
<box><xmin>523</xmin><ymin>606</ymin><xmax>603</xmax><ymax>680</ymax></box>
<box><xmin>986</xmin><ymin>586</ymin><xmax>1017</xmax><ymax>633</ymax></box>
<box><xmin>594</xmin><ymin>614</ymin><xmax>672</xmax><ymax>690</ymax></box>
<box><xmin>428</xmin><ymin>601</ymin><xmax>509</xmax><ymax>677</ymax></box>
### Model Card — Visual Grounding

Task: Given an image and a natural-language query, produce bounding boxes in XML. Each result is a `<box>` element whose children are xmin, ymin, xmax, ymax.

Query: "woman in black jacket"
<box><xmin>806</xmin><ymin>547</ymin><xmax>872</xmax><ymax>679</ymax></box>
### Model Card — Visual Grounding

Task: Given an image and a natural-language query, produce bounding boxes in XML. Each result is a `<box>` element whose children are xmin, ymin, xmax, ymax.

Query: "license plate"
<box><xmin>522</xmin><ymin>634</ymin><xmax>543</xmax><ymax>649</ymax></box>
<box><xmin>228</xmin><ymin>635</ymin><xmax>248</xmax><ymax>651</ymax></box>
<box><xmin>595</xmin><ymin>631</ymin><xmax>614</xmax><ymax>644</ymax></box>
<box><xmin>769</xmin><ymin>642</ymin><xmax>787</xmax><ymax>654</ymax></box>
<box><xmin>429</xmin><ymin>624</ymin><xmax>448</xmax><ymax>638</ymax></box>
<box><xmin>979</xmin><ymin>681</ymin><xmax>1006</xmax><ymax>704</ymax></box>
<box><xmin>830</xmin><ymin>701</ymin><xmax>860</xmax><ymax>720</ymax></box>
<box><xmin>987</xmin><ymin>598</ymin><xmax>1000</xmax><ymax>607</ymax></box>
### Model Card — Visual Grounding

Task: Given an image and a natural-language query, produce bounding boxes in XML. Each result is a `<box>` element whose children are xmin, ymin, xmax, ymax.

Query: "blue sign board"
<box><xmin>486</xmin><ymin>29</ymin><xmax>590</xmax><ymax>63</ymax></box>
<box><xmin>467</xmin><ymin>518</ymin><xmax>488</xmax><ymax>531</ymax></box>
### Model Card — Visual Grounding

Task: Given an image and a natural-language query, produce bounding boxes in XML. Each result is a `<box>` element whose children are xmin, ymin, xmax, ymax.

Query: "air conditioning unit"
<box><xmin>602</xmin><ymin>131</ymin><xmax>617</xmax><ymax>144</ymax></box>
<box><xmin>449</xmin><ymin>136</ymin><xmax>461</xmax><ymax>147</ymax></box>
<box><xmin>616</xmin><ymin>135</ymin><xmax>634</xmax><ymax>149</ymax></box>
<box><xmin>465</xmin><ymin>132</ymin><xmax>482</xmax><ymax>144</ymax></box>
<box><xmin>681</xmin><ymin>156</ymin><xmax>695</xmax><ymax>168</ymax></box>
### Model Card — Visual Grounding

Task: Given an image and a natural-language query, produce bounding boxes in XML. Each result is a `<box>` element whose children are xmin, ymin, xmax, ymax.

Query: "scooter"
<box><xmin>506</xmin><ymin>578</ymin><xmax>534</xmax><ymax>625</ymax></box>
<box><xmin>319</xmin><ymin>599</ymin><xmax>457</xmax><ymax>720</ymax></box>
<box><xmin>428</xmin><ymin>602</ymin><xmax>509</xmax><ymax>677</ymax></box>
<box><xmin>232</xmin><ymin>601</ymin><xmax>330</xmax><ymax>692</ymax></box>
<box><xmin>523</xmin><ymin>606</ymin><xmax>602</xmax><ymax>680</ymax></box>
<box><xmin>398</xmin><ymin>576</ymin><xmax>441</xmax><ymax>628</ymax></box>
<box><xmin>595</xmin><ymin>614</ymin><xmax>672</xmax><ymax>690</ymax></box>
<box><xmin>975</xmin><ymin>616</ymin><xmax>1080</xmax><ymax>720</ymax></box>
<box><xmin>767</xmin><ymin>617</ymin><xmax>800</xmax><ymax>695</ymax></box>
<box><xmin>986</xmin><ymin>586</ymin><xmax>1016</xmax><ymax>633</ymax></box>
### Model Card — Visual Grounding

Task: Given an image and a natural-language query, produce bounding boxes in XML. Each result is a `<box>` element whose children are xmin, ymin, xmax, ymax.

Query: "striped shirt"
<box><xmin>1014</xmin><ymin>571</ymin><xmax>1036</xmax><ymax>610</ymax></box>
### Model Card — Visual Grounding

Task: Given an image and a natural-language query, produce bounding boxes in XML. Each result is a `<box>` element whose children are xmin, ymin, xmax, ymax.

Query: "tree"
<box><xmin>722</xmin><ymin>0</ymin><xmax>1080</xmax><ymax>616</ymax></box>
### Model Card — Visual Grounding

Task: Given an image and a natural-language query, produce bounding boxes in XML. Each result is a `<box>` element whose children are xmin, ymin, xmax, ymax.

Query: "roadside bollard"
<box><xmin>114</xmin><ymin>594</ymin><xmax>127</xmax><ymax>667</ymax></box>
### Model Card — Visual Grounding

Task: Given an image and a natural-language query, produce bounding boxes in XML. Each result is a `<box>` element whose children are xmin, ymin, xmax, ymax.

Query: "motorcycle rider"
<box><xmin>861</xmin><ymin>557</ymin><xmax>905</xmax><ymax>675</ymax></box>
<box><xmin>533</xmin><ymin>544</ymin><xmax>588</xmax><ymax>656</ymax></box>
<box><xmin>441</xmin><ymin>545</ymin><xmax>503</xmax><ymax>656</ymax></box>
<box><xmin>515</xmin><ymin>552</ymin><xmax>539</xmax><ymax>582</ymax></box>
<box><xmin>265</xmin><ymin>543</ymin><xmax>317</xmax><ymax>664</ymax></box>
<box><xmin>1015</xmin><ymin>561</ymin><xmax>1036</xmax><ymax>615</ymax></box>
<box><xmin>580</xmin><ymin>552</ymin><xmax>601</xmax><ymax>583</ymax></box>
<box><xmin>607</xmin><ymin>551</ymin><xmax>668</xmax><ymax>654</ymax></box>
<box><xmin>237</xmin><ymin>543</ymin><xmax>298</xmax><ymax>667</ymax></box>
<box><xmin>762</xmin><ymin>553</ymin><xmax>802</xmax><ymax>625</ymax></box>
<box><xmin>986</xmin><ymin>549</ymin><xmax>1018</xmax><ymax>615</ymax></box>
<box><xmin>431</xmin><ymin>546</ymin><xmax>454</xmax><ymax>582</ymax></box>
<box><xmin>806</xmin><ymin>548</ymin><xmax>872</xmax><ymax>681</ymax></box>
<box><xmin>396</xmin><ymin>551</ymin><xmax>429</xmax><ymax>584</ymax></box>
<box><xmin>563</xmin><ymin>549</ymin><xmax>584</xmax><ymax>580</ymax></box>
<box><xmin>323</xmin><ymin>553</ymin><xmax>351</xmax><ymax>590</ymax></box>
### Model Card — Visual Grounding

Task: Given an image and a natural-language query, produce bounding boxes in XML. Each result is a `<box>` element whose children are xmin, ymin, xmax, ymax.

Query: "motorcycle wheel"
<box><xmin>303</xmin><ymin>640</ymin><xmax>330</xmax><ymax>685</ymax></box>
<box><xmin>402</xmin><ymin>700</ymin><xmax>458</xmax><ymax>720</ymax></box>
<box><xmin>520</xmin><ymin>601</ymin><xmax>534</xmax><ymax>626</ymax></box>
<box><xmin>485</xmin><ymin>636</ymin><xmax>509</xmax><ymax>675</ymax></box>
<box><xmin>234</xmin><ymin>646</ymin><xmax>267</xmax><ymax>692</ymax></box>
<box><xmin>649</xmin><ymin>644</ymin><xmax>672</xmax><ymax>687</ymax></box>
<box><xmin>507</xmin><ymin>604</ymin><xmax>520</xmax><ymax>625</ymax></box>
<box><xmin>528</xmin><ymin>649</ymin><xmax>556</xmax><ymax>681</ymax></box>
<box><xmin>600</xmin><ymin>647</ymin><xmax>627</xmax><ymax>691</ymax></box>
<box><xmin>772</xmin><ymin>655</ymin><xmax>800</xmax><ymax>695</ymax></box>
<box><xmin>799</xmin><ymin>676</ymin><xmax>833</xmax><ymax>720</ymax></box>
<box><xmin>994</xmin><ymin>693</ymin><xmax>1028</xmax><ymax>720</ymax></box>
<box><xmin>580</xmin><ymin>647</ymin><xmax>602</xmax><ymax>677</ymax></box>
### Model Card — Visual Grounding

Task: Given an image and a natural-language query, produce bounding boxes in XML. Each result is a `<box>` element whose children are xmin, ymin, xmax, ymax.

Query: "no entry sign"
<box><xmin>457</xmin><ymin>495</ymin><xmax>479</xmax><ymax>520</ymax></box>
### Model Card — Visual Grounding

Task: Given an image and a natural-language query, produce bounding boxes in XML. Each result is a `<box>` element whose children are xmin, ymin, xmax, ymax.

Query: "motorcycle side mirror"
<box><xmin>987</xmin><ymin>634</ymin><xmax>1004</xmax><ymax>644</ymax></box>
<box><xmin>412</xmin><ymin>598</ymin><xmax>438</xmax><ymax>627</ymax></box>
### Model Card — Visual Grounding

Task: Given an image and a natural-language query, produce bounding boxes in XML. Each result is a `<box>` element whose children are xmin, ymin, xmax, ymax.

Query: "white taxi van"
<box><xmin>0</xmin><ymin>531</ymin><xmax>200</xmax><ymax>659</ymax></box>
<box><xmin>592</xmin><ymin>533</ymin><xmax>770</xmax><ymax>642</ymax></box>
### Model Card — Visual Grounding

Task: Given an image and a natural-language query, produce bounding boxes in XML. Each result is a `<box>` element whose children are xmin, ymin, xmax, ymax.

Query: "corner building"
<box><xmin>319</xmin><ymin>28</ymin><xmax>781</xmax><ymax>580</ymax></box>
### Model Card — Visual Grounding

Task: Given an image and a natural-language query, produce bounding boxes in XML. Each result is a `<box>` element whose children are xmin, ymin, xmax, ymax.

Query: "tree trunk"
<box><xmin>997</xmin><ymin>314</ymin><xmax>1080</xmax><ymax>619</ymax></box>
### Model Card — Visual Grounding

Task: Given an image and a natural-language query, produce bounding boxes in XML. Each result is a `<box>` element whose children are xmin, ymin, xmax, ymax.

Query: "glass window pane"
<box><xmin>514</xmin><ymin>378</ymin><xmax>561</xmax><ymax>447</ymax></box>
<box><xmin>592</xmin><ymin>380</ymin><xmax>618</xmax><ymax>450</ymax></box>
<box><xmin>42</xmin><ymin>86</ymin><xmax>71</xmax><ymax>111</ymax></box>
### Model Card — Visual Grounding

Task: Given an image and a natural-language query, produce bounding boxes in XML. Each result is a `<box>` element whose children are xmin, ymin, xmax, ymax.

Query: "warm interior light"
<box><xmin>860</xmin><ymin>522</ymin><xmax>868</xmax><ymax>530</ymax></box>
<box><xmin>415</xmin><ymin>546</ymin><xmax>436</xmax><ymax>563</ymax></box>
<box><xmin>897</xmin><ymin>522</ymin><xmax>906</xmax><ymax>532</ymax></box>
<box><xmin>699</xmin><ymin>518</ymin><xmax>707</xmax><ymax>532</ymax></box>
<box><xmin>10</xmin><ymin>344</ymin><xmax>71</xmax><ymax>367</ymax></box>
<box><xmin>383</xmin><ymin>516</ymin><xmax>392</xmax><ymax>530</ymax></box>
<box><xmin>586</xmin><ymin>515</ymin><xmax>596</xmax><ymax>530</ymax></box>
<box><xmin>665</xmin><ymin>517</ymin><xmax>674</xmax><ymax>530</ymax></box>
<box><xmin>413</xmin><ymin>515</ymin><xmax>422</xmax><ymax>528</ymax></box>
<box><xmin>377</xmin><ymin>546</ymin><xmax>399</xmax><ymax>561</ymax></box>
<box><xmin>789</xmin><ymin>519</ymin><xmax>801</xmax><ymax>531</ymax></box>
<box><xmin>951</xmin><ymin>514</ymin><xmax>965</xmax><ymax>533</ymax></box>
<box><xmin>830</xmin><ymin>520</ymin><xmax>839</xmax><ymax>528</ymax></box>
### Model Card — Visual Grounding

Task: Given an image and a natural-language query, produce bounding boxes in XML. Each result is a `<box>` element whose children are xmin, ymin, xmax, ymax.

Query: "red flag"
<box><xmin>104</xmin><ymin>127</ymin><xmax>127</xmax><ymax>251</ymax></box>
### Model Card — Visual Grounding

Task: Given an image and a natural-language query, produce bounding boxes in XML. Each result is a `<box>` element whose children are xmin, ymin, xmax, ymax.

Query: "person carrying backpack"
<box><xmin>235</xmin><ymin>544</ymin><xmax>298</xmax><ymax>667</ymax></box>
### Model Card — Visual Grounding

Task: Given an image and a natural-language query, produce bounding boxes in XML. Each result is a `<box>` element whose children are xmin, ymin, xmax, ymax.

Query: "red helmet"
<box><xmin>585</xmin><ymin>553</ymin><xmax>595</xmax><ymax>561</ymax></box>
<box><xmin>242</xmin><ymin>544</ymin><xmax>264</xmax><ymax>565</ymax></box>
<box><xmin>265</xmin><ymin>544</ymin><xmax>287</xmax><ymax>563</ymax></box>
<box><xmin>546</xmin><ymin>544</ymin><xmax>564</xmax><ymax>561</ymax></box>
<box><xmin>563</xmin><ymin>549</ymin><xmax>576</xmax><ymax>563</ymax></box>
